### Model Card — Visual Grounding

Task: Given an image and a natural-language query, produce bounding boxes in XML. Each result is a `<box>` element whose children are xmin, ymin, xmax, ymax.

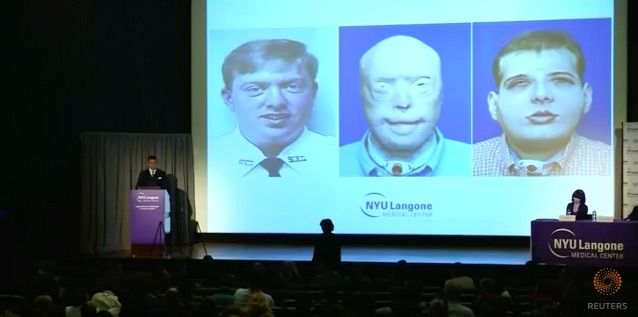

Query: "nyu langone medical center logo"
<box><xmin>548</xmin><ymin>228</ymin><xmax>625</xmax><ymax>260</ymax></box>
<box><xmin>136</xmin><ymin>192</ymin><xmax>160</xmax><ymax>203</ymax></box>
<box><xmin>360</xmin><ymin>192</ymin><xmax>433</xmax><ymax>218</ymax></box>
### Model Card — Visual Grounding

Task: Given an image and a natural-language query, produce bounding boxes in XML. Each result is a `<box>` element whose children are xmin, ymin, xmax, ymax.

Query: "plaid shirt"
<box><xmin>473</xmin><ymin>134</ymin><xmax>610</xmax><ymax>176</ymax></box>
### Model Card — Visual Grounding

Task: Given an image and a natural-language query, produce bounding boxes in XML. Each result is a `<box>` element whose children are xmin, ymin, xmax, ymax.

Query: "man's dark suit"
<box><xmin>136</xmin><ymin>169</ymin><xmax>168</xmax><ymax>189</ymax></box>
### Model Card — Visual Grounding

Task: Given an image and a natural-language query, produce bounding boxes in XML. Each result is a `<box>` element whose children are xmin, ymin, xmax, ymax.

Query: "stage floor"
<box><xmin>182</xmin><ymin>243</ymin><xmax>530</xmax><ymax>265</ymax></box>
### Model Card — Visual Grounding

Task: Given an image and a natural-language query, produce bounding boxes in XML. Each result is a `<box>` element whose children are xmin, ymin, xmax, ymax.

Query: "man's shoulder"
<box><xmin>472</xmin><ymin>136</ymin><xmax>504</xmax><ymax>160</ymax></box>
<box><xmin>563</xmin><ymin>135</ymin><xmax>611</xmax><ymax>176</ymax></box>
<box><xmin>211</xmin><ymin>131</ymin><xmax>239</xmax><ymax>145</ymax></box>
<box><xmin>234</xmin><ymin>288</ymin><xmax>250</xmax><ymax>295</ymax></box>
<box><xmin>446</xmin><ymin>276</ymin><xmax>476</xmax><ymax>289</ymax></box>
<box><xmin>574</xmin><ymin>135</ymin><xmax>611</xmax><ymax>154</ymax></box>
<box><xmin>443</xmin><ymin>138</ymin><xmax>471</xmax><ymax>153</ymax></box>
<box><xmin>431</xmin><ymin>137</ymin><xmax>471</xmax><ymax>176</ymax></box>
<box><xmin>288</xmin><ymin>130</ymin><xmax>337</xmax><ymax>176</ymax></box>
<box><xmin>304</xmin><ymin>130</ymin><xmax>337</xmax><ymax>148</ymax></box>
<box><xmin>473</xmin><ymin>136</ymin><xmax>502</xmax><ymax>152</ymax></box>
<box><xmin>472</xmin><ymin>136</ymin><xmax>507</xmax><ymax>176</ymax></box>
<box><xmin>209</xmin><ymin>131</ymin><xmax>260</xmax><ymax>177</ymax></box>
<box><xmin>209</xmin><ymin>131</ymin><xmax>257</xmax><ymax>159</ymax></box>
<box><xmin>448</xmin><ymin>302</ymin><xmax>475</xmax><ymax>316</ymax></box>
<box><xmin>339</xmin><ymin>140</ymin><xmax>366</xmax><ymax>176</ymax></box>
<box><xmin>339</xmin><ymin>140</ymin><xmax>362</xmax><ymax>156</ymax></box>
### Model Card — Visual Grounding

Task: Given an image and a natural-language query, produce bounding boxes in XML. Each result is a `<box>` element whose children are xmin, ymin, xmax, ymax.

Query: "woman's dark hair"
<box><xmin>571</xmin><ymin>189</ymin><xmax>586</xmax><ymax>203</ymax></box>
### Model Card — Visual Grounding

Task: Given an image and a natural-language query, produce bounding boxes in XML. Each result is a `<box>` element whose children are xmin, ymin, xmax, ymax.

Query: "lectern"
<box><xmin>129</xmin><ymin>189</ymin><xmax>171</xmax><ymax>247</ymax></box>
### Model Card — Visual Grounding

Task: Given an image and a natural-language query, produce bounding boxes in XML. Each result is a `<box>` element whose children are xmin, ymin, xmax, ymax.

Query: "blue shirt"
<box><xmin>339</xmin><ymin>128</ymin><xmax>471</xmax><ymax>176</ymax></box>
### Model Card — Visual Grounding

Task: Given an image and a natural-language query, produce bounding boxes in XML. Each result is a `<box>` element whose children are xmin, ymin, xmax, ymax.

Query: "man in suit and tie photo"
<box><xmin>210</xmin><ymin>39</ymin><xmax>336</xmax><ymax>178</ymax></box>
<box><xmin>136</xmin><ymin>155</ymin><xmax>168</xmax><ymax>189</ymax></box>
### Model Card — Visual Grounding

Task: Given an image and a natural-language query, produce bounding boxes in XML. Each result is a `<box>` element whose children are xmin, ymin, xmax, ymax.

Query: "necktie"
<box><xmin>260</xmin><ymin>157</ymin><xmax>284</xmax><ymax>177</ymax></box>
<box><xmin>151</xmin><ymin>170</ymin><xmax>155</xmax><ymax>177</ymax></box>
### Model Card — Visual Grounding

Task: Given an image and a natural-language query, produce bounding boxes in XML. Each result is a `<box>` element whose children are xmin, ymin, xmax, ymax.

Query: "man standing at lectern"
<box><xmin>136</xmin><ymin>155</ymin><xmax>168</xmax><ymax>189</ymax></box>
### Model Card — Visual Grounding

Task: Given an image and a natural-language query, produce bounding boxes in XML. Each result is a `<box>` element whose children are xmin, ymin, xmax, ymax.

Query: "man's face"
<box><xmin>222</xmin><ymin>60</ymin><xmax>316</xmax><ymax>152</ymax></box>
<box><xmin>489</xmin><ymin>48</ymin><xmax>592</xmax><ymax>147</ymax></box>
<box><xmin>147</xmin><ymin>159</ymin><xmax>157</xmax><ymax>170</ymax></box>
<box><xmin>362</xmin><ymin>38</ymin><xmax>442</xmax><ymax>156</ymax></box>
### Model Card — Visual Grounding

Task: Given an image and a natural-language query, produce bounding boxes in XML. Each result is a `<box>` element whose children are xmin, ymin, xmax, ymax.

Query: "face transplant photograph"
<box><xmin>472</xmin><ymin>19</ymin><xmax>612</xmax><ymax>177</ymax></box>
<box><xmin>339</xmin><ymin>23</ymin><xmax>472</xmax><ymax>177</ymax></box>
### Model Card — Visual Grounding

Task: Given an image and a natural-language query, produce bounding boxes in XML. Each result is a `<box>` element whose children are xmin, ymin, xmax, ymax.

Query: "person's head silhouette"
<box><xmin>319</xmin><ymin>218</ymin><xmax>334</xmax><ymax>234</ymax></box>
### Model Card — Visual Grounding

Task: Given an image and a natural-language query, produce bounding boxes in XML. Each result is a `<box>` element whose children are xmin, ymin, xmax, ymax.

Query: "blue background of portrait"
<box><xmin>339</xmin><ymin>23</ymin><xmax>472</xmax><ymax>145</ymax></box>
<box><xmin>472</xmin><ymin>18</ymin><xmax>612</xmax><ymax>144</ymax></box>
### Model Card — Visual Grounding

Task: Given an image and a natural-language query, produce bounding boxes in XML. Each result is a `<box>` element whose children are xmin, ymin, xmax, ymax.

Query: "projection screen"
<box><xmin>192</xmin><ymin>0</ymin><xmax>626</xmax><ymax>236</ymax></box>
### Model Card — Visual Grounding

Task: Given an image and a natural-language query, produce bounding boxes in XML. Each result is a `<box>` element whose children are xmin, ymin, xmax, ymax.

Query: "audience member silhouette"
<box><xmin>445</xmin><ymin>262</ymin><xmax>476</xmax><ymax>290</ymax></box>
<box><xmin>312</xmin><ymin>219</ymin><xmax>341</xmax><ymax>271</ymax></box>
<box><xmin>234</xmin><ymin>262</ymin><xmax>274</xmax><ymax>308</ymax></box>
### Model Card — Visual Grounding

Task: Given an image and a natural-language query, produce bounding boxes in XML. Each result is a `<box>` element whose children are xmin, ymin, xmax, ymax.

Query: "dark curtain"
<box><xmin>80</xmin><ymin>133</ymin><xmax>194</xmax><ymax>254</ymax></box>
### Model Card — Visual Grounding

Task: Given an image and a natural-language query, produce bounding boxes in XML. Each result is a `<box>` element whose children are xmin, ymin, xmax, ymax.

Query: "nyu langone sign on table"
<box><xmin>549</xmin><ymin>228</ymin><xmax>624</xmax><ymax>260</ymax></box>
<box><xmin>531</xmin><ymin>220</ymin><xmax>638</xmax><ymax>266</ymax></box>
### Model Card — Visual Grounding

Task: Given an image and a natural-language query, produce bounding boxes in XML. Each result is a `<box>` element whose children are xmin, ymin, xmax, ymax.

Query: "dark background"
<box><xmin>4</xmin><ymin>0</ymin><xmax>190</xmax><ymax>264</ymax></box>
<box><xmin>2</xmin><ymin>0</ymin><xmax>636</xmax><ymax>267</ymax></box>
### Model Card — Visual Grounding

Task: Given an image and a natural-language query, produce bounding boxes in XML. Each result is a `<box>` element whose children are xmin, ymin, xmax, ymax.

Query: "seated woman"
<box><xmin>566</xmin><ymin>189</ymin><xmax>589</xmax><ymax>220</ymax></box>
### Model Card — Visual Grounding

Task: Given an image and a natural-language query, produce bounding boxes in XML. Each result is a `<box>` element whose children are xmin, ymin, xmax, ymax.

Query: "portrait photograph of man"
<box><xmin>472</xmin><ymin>19</ymin><xmax>612</xmax><ymax>176</ymax></box>
<box><xmin>339</xmin><ymin>24</ymin><xmax>472</xmax><ymax>177</ymax></box>
<box><xmin>208</xmin><ymin>28</ymin><xmax>338</xmax><ymax>178</ymax></box>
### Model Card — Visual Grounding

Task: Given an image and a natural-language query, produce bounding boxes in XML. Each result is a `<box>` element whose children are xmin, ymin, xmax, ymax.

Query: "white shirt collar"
<box><xmin>232</xmin><ymin>127</ymin><xmax>313</xmax><ymax>176</ymax></box>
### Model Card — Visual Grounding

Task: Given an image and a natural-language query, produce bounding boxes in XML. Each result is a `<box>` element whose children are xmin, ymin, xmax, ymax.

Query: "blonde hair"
<box><xmin>245</xmin><ymin>291</ymin><xmax>273</xmax><ymax>317</ymax></box>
